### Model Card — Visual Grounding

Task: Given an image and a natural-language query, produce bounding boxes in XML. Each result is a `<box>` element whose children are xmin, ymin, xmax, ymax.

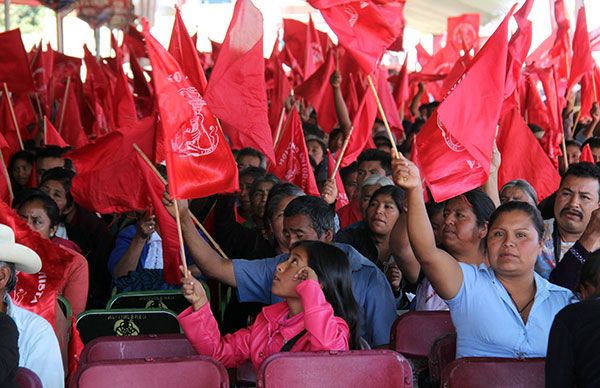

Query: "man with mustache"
<box><xmin>537</xmin><ymin>163</ymin><xmax>600</xmax><ymax>290</ymax></box>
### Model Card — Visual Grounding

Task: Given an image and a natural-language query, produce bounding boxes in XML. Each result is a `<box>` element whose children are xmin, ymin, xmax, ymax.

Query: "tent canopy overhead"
<box><xmin>404</xmin><ymin>0</ymin><xmax>511</xmax><ymax>34</ymax></box>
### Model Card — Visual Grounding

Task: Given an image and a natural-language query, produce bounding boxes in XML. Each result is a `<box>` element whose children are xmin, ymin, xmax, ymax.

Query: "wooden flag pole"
<box><xmin>274</xmin><ymin>103</ymin><xmax>295</xmax><ymax>151</ymax></box>
<box><xmin>329</xmin><ymin>126</ymin><xmax>354</xmax><ymax>181</ymax></box>
<box><xmin>366</xmin><ymin>75</ymin><xmax>400</xmax><ymax>159</ymax></box>
<box><xmin>2</xmin><ymin>83</ymin><xmax>24</xmax><ymax>151</ymax></box>
<box><xmin>57</xmin><ymin>77</ymin><xmax>71</xmax><ymax>134</ymax></box>
<box><xmin>272</xmin><ymin>106</ymin><xmax>286</xmax><ymax>146</ymax></box>
<box><xmin>173</xmin><ymin>199</ymin><xmax>189</xmax><ymax>275</ymax></box>
<box><xmin>592</xmin><ymin>71</ymin><xmax>598</xmax><ymax>102</ymax></box>
<box><xmin>0</xmin><ymin>148</ymin><xmax>14</xmax><ymax>203</ymax></box>
<box><xmin>43</xmin><ymin>115</ymin><xmax>47</xmax><ymax>145</ymax></box>
<box><xmin>132</xmin><ymin>143</ymin><xmax>230</xmax><ymax>261</ymax></box>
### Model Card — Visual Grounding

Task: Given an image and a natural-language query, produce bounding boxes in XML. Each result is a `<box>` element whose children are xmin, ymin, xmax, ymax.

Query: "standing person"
<box><xmin>178</xmin><ymin>241</ymin><xmax>361</xmax><ymax>370</ymax></box>
<box><xmin>0</xmin><ymin>224</ymin><xmax>64</xmax><ymax>387</ymax></box>
<box><xmin>392</xmin><ymin>156</ymin><xmax>574</xmax><ymax>358</ymax></box>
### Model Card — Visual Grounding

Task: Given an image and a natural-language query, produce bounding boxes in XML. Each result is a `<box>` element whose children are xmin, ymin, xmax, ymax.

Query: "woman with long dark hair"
<box><xmin>178</xmin><ymin>240</ymin><xmax>361</xmax><ymax>370</ymax></box>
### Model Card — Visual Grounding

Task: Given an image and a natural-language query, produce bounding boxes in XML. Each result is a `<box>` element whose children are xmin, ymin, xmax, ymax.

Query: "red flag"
<box><xmin>534</xmin><ymin>66</ymin><xmax>564</xmax><ymax>165</ymax></box>
<box><xmin>303</xmin><ymin>15</ymin><xmax>326</xmax><ymax>80</ymax></box>
<box><xmin>0</xmin><ymin>93</ymin><xmax>22</xmax><ymax>151</ymax></box>
<box><xmin>55</xmin><ymin>81</ymin><xmax>88</xmax><ymax>148</ymax></box>
<box><xmin>144</xmin><ymin>23</ymin><xmax>239</xmax><ymax>200</ymax></box>
<box><xmin>375</xmin><ymin>67</ymin><xmax>402</xmax><ymax>136</ymax></box>
<box><xmin>0</xmin><ymin>201</ymin><xmax>76</xmax><ymax>329</ymax></box>
<box><xmin>282</xmin><ymin>18</ymin><xmax>330</xmax><ymax>80</ymax></box>
<box><xmin>327</xmin><ymin>150</ymin><xmax>349</xmax><ymax>211</ymax></box>
<box><xmin>123</xmin><ymin>26</ymin><xmax>147</xmax><ymax>59</ymax></box>
<box><xmin>83</xmin><ymin>45</ymin><xmax>115</xmax><ymax>133</ymax></box>
<box><xmin>295</xmin><ymin>47</ymin><xmax>336</xmax><ymax>119</ymax></box>
<box><xmin>521</xmin><ymin>74</ymin><xmax>550</xmax><ymax>130</ymax></box>
<box><xmin>0</xmin><ymin>132</ymin><xmax>11</xmax><ymax>204</ymax></box>
<box><xmin>68</xmin><ymin>116</ymin><xmax>156</xmax><ymax>213</ymax></box>
<box><xmin>415</xmin><ymin>43</ymin><xmax>432</xmax><ymax>68</ymax></box>
<box><xmin>497</xmin><ymin>104</ymin><xmax>560</xmax><ymax>202</ymax></box>
<box><xmin>309</xmin><ymin>0</ymin><xmax>404</xmax><ymax>74</ymax></box>
<box><xmin>579</xmin><ymin>67</ymin><xmax>600</xmax><ymax>123</ymax></box>
<box><xmin>505</xmin><ymin>0</ymin><xmax>533</xmax><ymax>99</ymax></box>
<box><xmin>415</xmin><ymin>6</ymin><xmax>514</xmax><ymax>202</ymax></box>
<box><xmin>580</xmin><ymin>143</ymin><xmax>594</xmax><ymax>163</ymax></box>
<box><xmin>547</xmin><ymin>0</ymin><xmax>571</xmax><ymax>82</ymax></box>
<box><xmin>30</xmin><ymin>43</ymin><xmax>54</xmax><ymax>114</ymax></box>
<box><xmin>43</xmin><ymin>116</ymin><xmax>68</xmax><ymax>147</ymax></box>
<box><xmin>270</xmin><ymin>109</ymin><xmax>320</xmax><ymax>196</ymax></box>
<box><xmin>168</xmin><ymin>8</ymin><xmax>208</xmax><ymax>94</ymax></box>
<box><xmin>0</xmin><ymin>29</ymin><xmax>34</xmax><ymax>93</ymax></box>
<box><xmin>134</xmin><ymin>152</ymin><xmax>181</xmax><ymax>284</ymax></box>
<box><xmin>446</xmin><ymin>14</ymin><xmax>480</xmax><ymax>55</ymax></box>
<box><xmin>342</xmin><ymin>88</ymin><xmax>378</xmax><ymax>168</ymax></box>
<box><xmin>111</xmin><ymin>34</ymin><xmax>138</xmax><ymax>127</ymax></box>
<box><xmin>267</xmin><ymin>39</ymin><xmax>292</xmax><ymax>135</ymax></box>
<box><xmin>392</xmin><ymin>56</ymin><xmax>409</xmax><ymax>110</ymax></box>
<box><xmin>567</xmin><ymin>6</ymin><xmax>594</xmax><ymax>93</ymax></box>
<box><xmin>204</xmin><ymin>0</ymin><xmax>275</xmax><ymax>163</ymax></box>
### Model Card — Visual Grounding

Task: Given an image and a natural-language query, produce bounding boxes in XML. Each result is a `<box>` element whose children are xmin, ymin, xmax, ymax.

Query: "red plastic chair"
<box><xmin>441</xmin><ymin>357</ymin><xmax>545</xmax><ymax>388</ymax></box>
<box><xmin>391</xmin><ymin>311</ymin><xmax>455</xmax><ymax>359</ymax></box>
<box><xmin>79</xmin><ymin>334</ymin><xmax>196</xmax><ymax>366</ymax></box>
<box><xmin>75</xmin><ymin>356</ymin><xmax>229</xmax><ymax>388</ymax></box>
<box><xmin>257</xmin><ymin>350</ymin><xmax>413</xmax><ymax>388</ymax></box>
<box><xmin>15</xmin><ymin>367</ymin><xmax>42</xmax><ymax>388</ymax></box>
<box><xmin>428</xmin><ymin>333</ymin><xmax>457</xmax><ymax>383</ymax></box>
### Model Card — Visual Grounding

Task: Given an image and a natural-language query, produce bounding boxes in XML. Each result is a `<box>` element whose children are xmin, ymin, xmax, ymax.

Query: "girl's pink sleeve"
<box><xmin>177</xmin><ymin>304</ymin><xmax>252</xmax><ymax>368</ymax></box>
<box><xmin>296</xmin><ymin>279</ymin><xmax>350</xmax><ymax>351</ymax></box>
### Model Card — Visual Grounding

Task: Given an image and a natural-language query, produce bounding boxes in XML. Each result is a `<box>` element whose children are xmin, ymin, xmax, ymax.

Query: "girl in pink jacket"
<box><xmin>178</xmin><ymin>240</ymin><xmax>361</xmax><ymax>370</ymax></box>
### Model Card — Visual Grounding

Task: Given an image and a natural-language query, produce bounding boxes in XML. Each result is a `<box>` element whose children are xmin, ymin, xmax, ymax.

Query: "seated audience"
<box><xmin>178</xmin><ymin>241</ymin><xmax>360</xmax><ymax>370</ymax></box>
<box><xmin>13</xmin><ymin>189</ymin><xmax>89</xmax><ymax>316</ymax></box>
<box><xmin>0</xmin><ymin>224</ymin><xmax>64</xmax><ymax>386</ymax></box>
<box><xmin>163</xmin><ymin>194</ymin><xmax>397</xmax><ymax>347</ymax></box>
<box><xmin>393</xmin><ymin>156</ymin><xmax>574</xmax><ymax>358</ymax></box>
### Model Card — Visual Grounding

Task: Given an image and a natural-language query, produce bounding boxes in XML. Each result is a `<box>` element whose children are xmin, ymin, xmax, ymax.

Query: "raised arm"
<box><xmin>389</xmin><ymin>212</ymin><xmax>421</xmax><ymax>284</ymax></box>
<box><xmin>330</xmin><ymin>70</ymin><xmax>352</xmax><ymax>133</ymax></box>
<box><xmin>391</xmin><ymin>156</ymin><xmax>463</xmax><ymax>300</ymax></box>
<box><xmin>481</xmin><ymin>140</ymin><xmax>501</xmax><ymax>208</ymax></box>
<box><xmin>163</xmin><ymin>193</ymin><xmax>236</xmax><ymax>287</ymax></box>
<box><xmin>409</xmin><ymin>82</ymin><xmax>426</xmax><ymax>119</ymax></box>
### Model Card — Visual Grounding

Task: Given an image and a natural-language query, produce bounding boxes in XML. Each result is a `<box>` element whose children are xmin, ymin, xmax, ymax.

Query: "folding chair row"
<box><xmin>76</xmin><ymin>309</ymin><xmax>182</xmax><ymax>344</ymax></box>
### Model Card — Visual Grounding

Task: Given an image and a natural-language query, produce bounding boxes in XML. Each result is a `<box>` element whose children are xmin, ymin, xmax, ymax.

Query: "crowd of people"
<box><xmin>2</xmin><ymin>87</ymin><xmax>600</xmax><ymax>387</ymax></box>
<box><xmin>1</xmin><ymin>2</ymin><xmax>600</xmax><ymax>387</ymax></box>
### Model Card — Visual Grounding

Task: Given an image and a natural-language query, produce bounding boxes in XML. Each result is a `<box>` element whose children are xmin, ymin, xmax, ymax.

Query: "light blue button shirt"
<box><xmin>446</xmin><ymin>263</ymin><xmax>575</xmax><ymax>359</ymax></box>
<box><xmin>5</xmin><ymin>295</ymin><xmax>64</xmax><ymax>387</ymax></box>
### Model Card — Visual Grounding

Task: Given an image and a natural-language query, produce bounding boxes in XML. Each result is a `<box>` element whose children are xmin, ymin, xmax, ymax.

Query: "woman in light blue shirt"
<box><xmin>392</xmin><ymin>156</ymin><xmax>574</xmax><ymax>358</ymax></box>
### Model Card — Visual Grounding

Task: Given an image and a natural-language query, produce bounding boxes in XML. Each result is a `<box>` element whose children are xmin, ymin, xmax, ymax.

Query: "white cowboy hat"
<box><xmin>0</xmin><ymin>224</ymin><xmax>42</xmax><ymax>274</ymax></box>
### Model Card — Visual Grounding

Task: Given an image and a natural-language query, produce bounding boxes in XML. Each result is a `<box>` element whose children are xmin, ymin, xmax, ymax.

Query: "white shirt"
<box><xmin>5</xmin><ymin>294</ymin><xmax>64</xmax><ymax>388</ymax></box>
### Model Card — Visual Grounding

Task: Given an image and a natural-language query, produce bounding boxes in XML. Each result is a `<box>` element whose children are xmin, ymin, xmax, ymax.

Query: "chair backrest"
<box><xmin>391</xmin><ymin>311</ymin><xmax>455</xmax><ymax>358</ymax></box>
<box><xmin>76</xmin><ymin>356</ymin><xmax>228</xmax><ymax>388</ymax></box>
<box><xmin>106</xmin><ymin>290</ymin><xmax>191</xmax><ymax>314</ymax></box>
<box><xmin>76</xmin><ymin>309</ymin><xmax>181</xmax><ymax>344</ymax></box>
<box><xmin>441</xmin><ymin>357</ymin><xmax>545</xmax><ymax>388</ymax></box>
<box><xmin>257</xmin><ymin>350</ymin><xmax>413</xmax><ymax>388</ymax></box>
<box><xmin>428</xmin><ymin>333</ymin><xmax>457</xmax><ymax>382</ymax></box>
<box><xmin>79</xmin><ymin>334</ymin><xmax>197</xmax><ymax>366</ymax></box>
<box><xmin>15</xmin><ymin>367</ymin><xmax>42</xmax><ymax>388</ymax></box>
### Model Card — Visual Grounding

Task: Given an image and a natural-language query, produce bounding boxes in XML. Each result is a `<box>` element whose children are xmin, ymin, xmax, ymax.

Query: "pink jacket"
<box><xmin>177</xmin><ymin>279</ymin><xmax>350</xmax><ymax>370</ymax></box>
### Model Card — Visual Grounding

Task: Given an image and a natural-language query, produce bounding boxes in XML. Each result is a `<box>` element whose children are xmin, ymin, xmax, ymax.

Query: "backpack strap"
<box><xmin>280</xmin><ymin>329</ymin><xmax>308</xmax><ymax>352</ymax></box>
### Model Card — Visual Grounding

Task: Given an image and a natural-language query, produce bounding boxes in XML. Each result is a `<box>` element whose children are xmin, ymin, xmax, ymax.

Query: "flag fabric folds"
<box><xmin>415</xmin><ymin>6</ymin><xmax>514</xmax><ymax>202</ymax></box>
<box><xmin>204</xmin><ymin>0</ymin><xmax>275</xmax><ymax>163</ymax></box>
<box><xmin>144</xmin><ymin>22</ymin><xmax>239</xmax><ymax>200</ymax></box>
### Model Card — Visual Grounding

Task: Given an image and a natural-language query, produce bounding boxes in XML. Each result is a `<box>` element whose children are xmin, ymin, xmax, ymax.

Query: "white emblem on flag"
<box><xmin>167</xmin><ymin>72</ymin><xmax>219</xmax><ymax>158</ymax></box>
<box><xmin>345</xmin><ymin>5</ymin><xmax>359</xmax><ymax>27</ymax></box>
<box><xmin>451</xmin><ymin>23</ymin><xmax>477</xmax><ymax>52</ymax></box>
<box><xmin>437</xmin><ymin>114</ymin><xmax>465</xmax><ymax>153</ymax></box>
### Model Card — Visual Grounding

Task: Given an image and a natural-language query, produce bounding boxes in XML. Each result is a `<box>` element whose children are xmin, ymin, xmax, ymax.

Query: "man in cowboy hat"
<box><xmin>0</xmin><ymin>224</ymin><xmax>64</xmax><ymax>387</ymax></box>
